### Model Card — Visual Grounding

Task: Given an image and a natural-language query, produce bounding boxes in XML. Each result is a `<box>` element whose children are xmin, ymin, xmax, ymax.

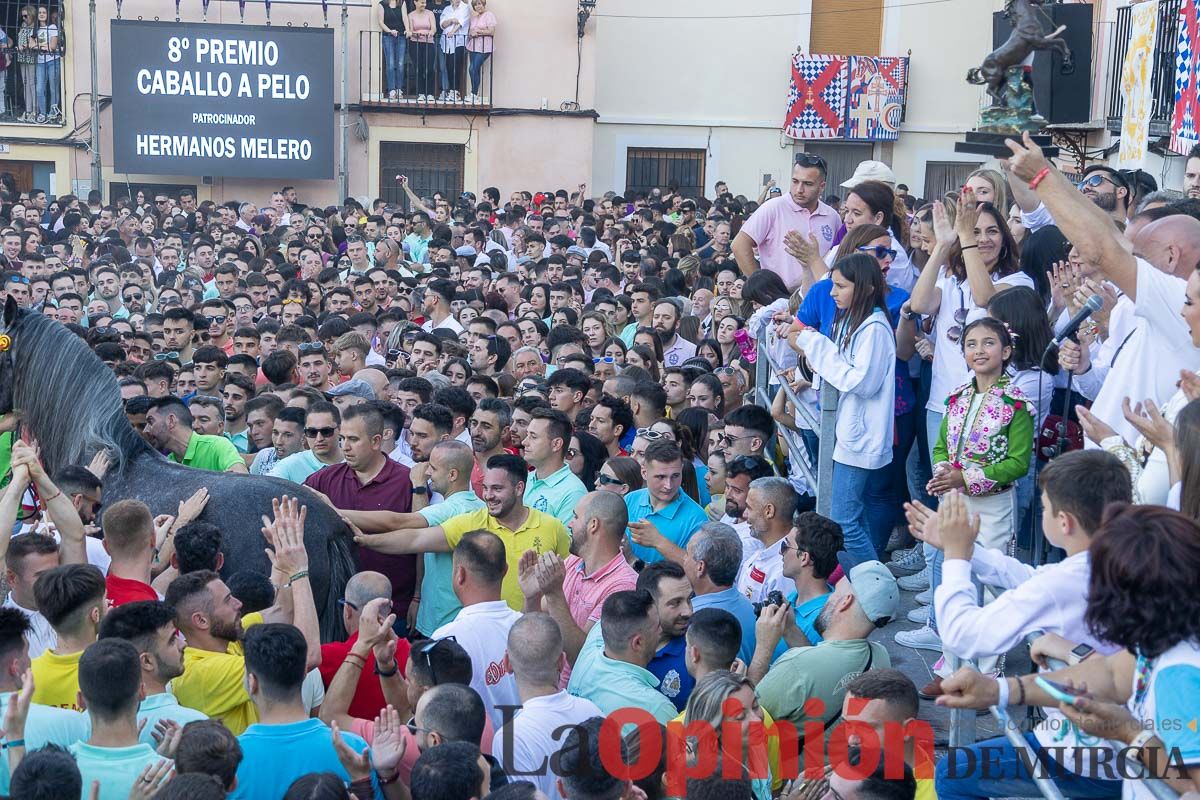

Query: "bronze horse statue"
<box><xmin>967</xmin><ymin>0</ymin><xmax>1073</xmax><ymax>106</ymax></box>
<box><xmin>0</xmin><ymin>297</ymin><xmax>356</xmax><ymax>641</ymax></box>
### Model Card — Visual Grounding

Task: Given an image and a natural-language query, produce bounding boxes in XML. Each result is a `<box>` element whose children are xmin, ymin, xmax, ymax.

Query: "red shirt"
<box><xmin>105</xmin><ymin>573</ymin><xmax>158</xmax><ymax>608</ymax></box>
<box><xmin>305</xmin><ymin>459</ymin><xmax>417</xmax><ymax>616</ymax></box>
<box><xmin>319</xmin><ymin>632</ymin><xmax>412</xmax><ymax>721</ymax></box>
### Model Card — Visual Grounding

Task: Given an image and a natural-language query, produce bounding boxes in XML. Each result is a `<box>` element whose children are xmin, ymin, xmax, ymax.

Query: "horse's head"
<box><xmin>0</xmin><ymin>296</ymin><xmax>20</xmax><ymax>416</ymax></box>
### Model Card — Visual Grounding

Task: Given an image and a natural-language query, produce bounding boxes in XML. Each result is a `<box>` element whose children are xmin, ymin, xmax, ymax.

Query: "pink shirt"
<box><xmin>351</xmin><ymin>712</ymin><xmax>496</xmax><ymax>785</ymax></box>
<box><xmin>738</xmin><ymin>195</ymin><xmax>840</xmax><ymax>291</ymax></box>
<box><xmin>467</xmin><ymin>10</ymin><xmax>496</xmax><ymax>53</ymax></box>
<box><xmin>562</xmin><ymin>552</ymin><xmax>639</xmax><ymax>628</ymax></box>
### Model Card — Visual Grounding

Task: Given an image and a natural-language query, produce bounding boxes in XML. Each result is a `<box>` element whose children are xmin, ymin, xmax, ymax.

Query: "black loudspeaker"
<box><xmin>992</xmin><ymin>3</ymin><xmax>1094</xmax><ymax>125</ymax></box>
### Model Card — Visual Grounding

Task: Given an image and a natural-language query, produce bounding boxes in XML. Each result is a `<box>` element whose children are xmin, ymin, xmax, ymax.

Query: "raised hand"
<box><xmin>1122</xmin><ymin>397</ymin><xmax>1175</xmax><ymax>453</ymax></box>
<box><xmin>264</xmin><ymin>496</ymin><xmax>310</xmax><ymax>577</ymax></box>
<box><xmin>330</xmin><ymin>721</ymin><xmax>372</xmax><ymax>783</ymax></box>
<box><xmin>175</xmin><ymin>487</ymin><xmax>210</xmax><ymax>528</ymax></box>
<box><xmin>370</xmin><ymin>705</ymin><xmax>407</xmax><ymax>781</ymax></box>
<box><xmin>357</xmin><ymin>597</ymin><xmax>397</xmax><ymax>648</ymax></box>
<box><xmin>1003</xmin><ymin>130</ymin><xmax>1052</xmax><ymax>184</ymax></box>
<box><xmin>936</xmin><ymin>491</ymin><xmax>980</xmax><ymax>560</ymax></box>
<box><xmin>1075</xmin><ymin>405</ymin><xmax>1118</xmax><ymax>447</ymax></box>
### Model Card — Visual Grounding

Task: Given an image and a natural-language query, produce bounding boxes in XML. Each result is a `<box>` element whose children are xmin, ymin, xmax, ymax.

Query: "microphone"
<box><xmin>1053</xmin><ymin>294</ymin><xmax>1104</xmax><ymax>345</ymax></box>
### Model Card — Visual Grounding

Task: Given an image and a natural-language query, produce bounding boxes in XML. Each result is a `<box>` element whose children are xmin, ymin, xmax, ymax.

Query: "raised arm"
<box><xmin>13</xmin><ymin>442</ymin><xmax>86</xmax><ymax>566</ymax></box>
<box><xmin>731</xmin><ymin>231</ymin><xmax>760</xmax><ymax>277</ymax></box>
<box><xmin>954</xmin><ymin>190</ymin><xmax>1000</xmax><ymax>306</ymax></box>
<box><xmin>264</xmin><ymin>497</ymin><xmax>322</xmax><ymax>671</ymax></box>
<box><xmin>1004</xmin><ymin>132</ymin><xmax>1138</xmax><ymax>299</ymax></box>
<box><xmin>907</xmin><ymin>204</ymin><xmax>952</xmax><ymax>315</ymax></box>
<box><xmin>354</xmin><ymin>526</ymin><xmax>450</xmax><ymax>555</ymax></box>
<box><xmin>0</xmin><ymin>466</ymin><xmax>32</xmax><ymax>563</ymax></box>
<box><xmin>321</xmin><ymin>598</ymin><xmax>408</xmax><ymax>728</ymax></box>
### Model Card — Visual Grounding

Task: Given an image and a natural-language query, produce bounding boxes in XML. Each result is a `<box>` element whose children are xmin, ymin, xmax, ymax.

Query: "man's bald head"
<box><xmin>344</xmin><ymin>571</ymin><xmax>393</xmax><ymax>608</ymax></box>
<box><xmin>506</xmin><ymin>612</ymin><xmax>563</xmax><ymax>686</ymax></box>
<box><xmin>1134</xmin><ymin>215</ymin><xmax>1200</xmax><ymax>278</ymax></box>
<box><xmin>354</xmin><ymin>368</ymin><xmax>389</xmax><ymax>400</ymax></box>
<box><xmin>580</xmin><ymin>491</ymin><xmax>629</xmax><ymax>543</ymax></box>
<box><xmin>432</xmin><ymin>440</ymin><xmax>476</xmax><ymax>482</ymax></box>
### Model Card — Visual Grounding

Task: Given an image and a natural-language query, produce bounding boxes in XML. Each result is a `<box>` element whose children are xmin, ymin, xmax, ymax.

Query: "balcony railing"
<box><xmin>1106</xmin><ymin>0</ymin><xmax>1182</xmax><ymax>137</ymax></box>
<box><xmin>1</xmin><ymin>5</ymin><xmax>68</xmax><ymax>127</ymax></box>
<box><xmin>358</xmin><ymin>31</ymin><xmax>494</xmax><ymax>111</ymax></box>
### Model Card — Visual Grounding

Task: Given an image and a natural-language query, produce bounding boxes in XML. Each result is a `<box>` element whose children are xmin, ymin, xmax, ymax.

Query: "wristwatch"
<box><xmin>1068</xmin><ymin>643</ymin><xmax>1095</xmax><ymax>665</ymax></box>
<box><xmin>412</xmin><ymin>486</ymin><xmax>428</xmax><ymax>495</ymax></box>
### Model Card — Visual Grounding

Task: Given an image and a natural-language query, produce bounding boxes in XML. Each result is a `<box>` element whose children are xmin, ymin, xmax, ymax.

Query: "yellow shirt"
<box><xmin>671</xmin><ymin>707</ymin><xmax>784</xmax><ymax>793</ymax></box>
<box><xmin>440</xmin><ymin>507</ymin><xmax>571</xmax><ymax>612</ymax></box>
<box><xmin>30</xmin><ymin>648</ymin><xmax>84</xmax><ymax>711</ymax></box>
<box><xmin>170</xmin><ymin>612</ymin><xmax>264</xmax><ymax>736</ymax></box>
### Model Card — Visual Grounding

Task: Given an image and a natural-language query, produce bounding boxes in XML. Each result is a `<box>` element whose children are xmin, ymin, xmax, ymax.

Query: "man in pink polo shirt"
<box><xmin>517</xmin><ymin>490</ymin><xmax>637</xmax><ymax>664</ymax></box>
<box><xmin>733</xmin><ymin>154</ymin><xmax>840</xmax><ymax>290</ymax></box>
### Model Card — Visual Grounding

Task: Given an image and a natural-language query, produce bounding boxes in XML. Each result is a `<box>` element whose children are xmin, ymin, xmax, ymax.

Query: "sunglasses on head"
<box><xmin>298</xmin><ymin>342</ymin><xmax>325</xmax><ymax>353</ymax></box>
<box><xmin>635</xmin><ymin>428</ymin><xmax>669</xmax><ymax>441</ymax></box>
<box><xmin>418</xmin><ymin>635</ymin><xmax>457</xmax><ymax>686</ymax></box>
<box><xmin>795</xmin><ymin>153</ymin><xmax>828</xmax><ymax>169</ymax></box>
<box><xmin>857</xmin><ymin>245</ymin><xmax>897</xmax><ymax>260</ymax></box>
<box><xmin>304</xmin><ymin>426</ymin><xmax>337</xmax><ymax>438</ymax></box>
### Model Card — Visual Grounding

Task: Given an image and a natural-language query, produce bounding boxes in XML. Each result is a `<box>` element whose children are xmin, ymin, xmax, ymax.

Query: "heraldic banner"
<box><xmin>845</xmin><ymin>56</ymin><xmax>910</xmax><ymax>141</ymax></box>
<box><xmin>783</xmin><ymin>54</ymin><xmax>848</xmax><ymax>140</ymax></box>
<box><xmin>1171</xmin><ymin>0</ymin><xmax>1200</xmax><ymax>156</ymax></box>
<box><xmin>1118</xmin><ymin>0</ymin><xmax>1161</xmax><ymax>167</ymax></box>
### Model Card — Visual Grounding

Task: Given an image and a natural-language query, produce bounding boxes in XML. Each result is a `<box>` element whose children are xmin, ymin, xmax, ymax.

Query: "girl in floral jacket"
<box><xmin>928</xmin><ymin>317</ymin><xmax>1034</xmax><ymax>549</ymax></box>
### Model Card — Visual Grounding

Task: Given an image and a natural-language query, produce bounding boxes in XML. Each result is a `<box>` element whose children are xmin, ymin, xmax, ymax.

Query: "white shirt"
<box><xmin>926</xmin><ymin>267</ymin><xmax>1036</xmax><ymax>414</ymax></box>
<box><xmin>422</xmin><ymin>314</ymin><xmax>465</xmax><ymax>336</ymax></box>
<box><xmin>736</xmin><ymin>537</ymin><xmax>796</xmax><ymax>605</ymax></box>
<box><xmin>1071</xmin><ymin>295</ymin><xmax>1137</xmax><ymax>402</ymax></box>
<box><xmin>662</xmin><ymin>335</ymin><xmax>696</xmax><ymax>367</ymax></box>
<box><xmin>938</xmin><ymin>548</ymin><xmax>1123</xmax><ymax>777</ymax></box>
<box><xmin>3</xmin><ymin>595</ymin><xmax>55</xmax><ymax>658</ymax></box>
<box><xmin>439</xmin><ymin>1</ymin><xmax>471</xmax><ymax>52</ymax></box>
<box><xmin>17</xmin><ymin>521</ymin><xmax>111</xmax><ymax>574</ymax></box>
<box><xmin>720</xmin><ymin>515</ymin><xmax>762</xmax><ymax>561</ymax></box>
<box><xmin>433</xmin><ymin>601</ymin><xmax>522</xmax><ymax>729</ymax></box>
<box><xmin>1084</xmin><ymin>259</ymin><xmax>1200</xmax><ymax>447</ymax></box>
<box><xmin>491</xmin><ymin>691</ymin><xmax>602</xmax><ymax>800</ymax></box>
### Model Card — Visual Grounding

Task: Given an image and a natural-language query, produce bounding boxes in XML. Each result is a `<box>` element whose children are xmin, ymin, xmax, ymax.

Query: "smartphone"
<box><xmin>762</xmin><ymin>173</ymin><xmax>773</xmax><ymax>186</ymax></box>
<box><xmin>1034</xmin><ymin>676</ymin><xmax>1088</xmax><ymax>707</ymax></box>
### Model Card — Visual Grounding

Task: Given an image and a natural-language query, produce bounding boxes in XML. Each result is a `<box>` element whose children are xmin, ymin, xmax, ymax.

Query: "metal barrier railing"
<box><xmin>358</xmin><ymin>30</ymin><xmax>494</xmax><ymax>109</ymax></box>
<box><xmin>754</xmin><ymin>334</ymin><xmax>838</xmax><ymax>516</ymax></box>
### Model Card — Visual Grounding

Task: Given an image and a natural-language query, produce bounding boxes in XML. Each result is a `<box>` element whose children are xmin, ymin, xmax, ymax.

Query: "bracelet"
<box><xmin>287</xmin><ymin>570</ymin><xmax>309</xmax><ymax>586</ymax></box>
<box><xmin>1128</xmin><ymin>728</ymin><xmax>1156</xmax><ymax>752</ymax></box>
<box><xmin>1015</xmin><ymin>675</ymin><xmax>1027</xmax><ymax>706</ymax></box>
<box><xmin>343</xmin><ymin>653</ymin><xmax>367</xmax><ymax>669</ymax></box>
<box><xmin>39</xmin><ymin>489</ymin><xmax>61</xmax><ymax>503</ymax></box>
<box><xmin>374</xmin><ymin>661</ymin><xmax>399</xmax><ymax>678</ymax></box>
<box><xmin>995</xmin><ymin>675</ymin><xmax>1010</xmax><ymax>708</ymax></box>
<box><xmin>411</xmin><ymin>595</ymin><xmax>421</xmax><ymax>603</ymax></box>
<box><xmin>3</xmin><ymin>739</ymin><xmax>25</xmax><ymax>750</ymax></box>
<box><xmin>376</xmin><ymin>768</ymin><xmax>402</xmax><ymax>785</ymax></box>
<box><xmin>960</xmin><ymin>244</ymin><xmax>978</xmax><ymax>251</ymax></box>
<box><xmin>1029</xmin><ymin>167</ymin><xmax>1051</xmax><ymax>190</ymax></box>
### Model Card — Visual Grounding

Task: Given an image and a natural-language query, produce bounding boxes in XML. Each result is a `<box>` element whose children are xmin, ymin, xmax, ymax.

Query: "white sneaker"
<box><xmin>894</xmin><ymin>624</ymin><xmax>943</xmax><ymax>652</ymax></box>
<box><xmin>417</xmin><ymin>94</ymin><xmax>428</xmax><ymax>102</ymax></box>
<box><xmin>888</xmin><ymin>545</ymin><xmax>926</xmax><ymax>575</ymax></box>
<box><xmin>906</xmin><ymin>606</ymin><xmax>930</xmax><ymax>624</ymax></box>
<box><xmin>437</xmin><ymin>91</ymin><xmax>448</xmax><ymax>101</ymax></box>
<box><xmin>915</xmin><ymin>588</ymin><xmax>932</xmax><ymax>605</ymax></box>
<box><xmin>897</xmin><ymin>565</ymin><xmax>931</xmax><ymax>592</ymax></box>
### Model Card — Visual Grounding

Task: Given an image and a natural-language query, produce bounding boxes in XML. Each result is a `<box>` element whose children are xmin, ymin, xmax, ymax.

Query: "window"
<box><xmin>923</xmin><ymin>162</ymin><xmax>981</xmax><ymax>201</ymax></box>
<box><xmin>802</xmin><ymin>142</ymin><xmax>873</xmax><ymax>201</ymax></box>
<box><xmin>810</xmin><ymin>0</ymin><xmax>882</xmax><ymax>56</ymax></box>
<box><xmin>625</xmin><ymin>148</ymin><xmax>706</xmax><ymax>199</ymax></box>
<box><xmin>2</xmin><ymin>0</ymin><xmax>67</xmax><ymax>124</ymax></box>
<box><xmin>379</xmin><ymin>141</ymin><xmax>465</xmax><ymax>212</ymax></box>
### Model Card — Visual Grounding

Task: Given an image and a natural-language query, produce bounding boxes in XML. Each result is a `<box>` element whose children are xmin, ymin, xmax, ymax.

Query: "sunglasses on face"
<box><xmin>1078</xmin><ymin>174</ymin><xmax>1113</xmax><ymax>190</ymax></box>
<box><xmin>857</xmin><ymin>245</ymin><xmax>897</xmax><ymax>261</ymax></box>
<box><xmin>593</xmin><ymin>356</ymin><xmax>616</xmax><ymax>364</ymax></box>
<box><xmin>305</xmin><ymin>426</ymin><xmax>337</xmax><ymax>438</ymax></box>
<box><xmin>154</xmin><ymin>351</ymin><xmax>181</xmax><ymax>361</ymax></box>
<box><xmin>203</xmin><ymin>315</ymin><xmax>227</xmax><ymax>326</ymax></box>
<box><xmin>597</xmin><ymin>473</ymin><xmax>625</xmax><ymax>487</ymax></box>
<box><xmin>124</xmin><ymin>292</ymin><xmax>144</xmax><ymax>301</ymax></box>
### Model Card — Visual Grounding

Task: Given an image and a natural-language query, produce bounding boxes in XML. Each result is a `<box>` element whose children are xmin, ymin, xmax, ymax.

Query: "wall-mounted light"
<box><xmin>578</xmin><ymin>0</ymin><xmax>596</xmax><ymax>38</ymax></box>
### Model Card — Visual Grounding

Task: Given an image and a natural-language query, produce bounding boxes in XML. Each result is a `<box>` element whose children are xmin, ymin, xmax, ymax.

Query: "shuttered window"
<box><xmin>379</xmin><ymin>142</ymin><xmax>465</xmax><ymax>212</ymax></box>
<box><xmin>810</xmin><ymin>0</ymin><xmax>883</xmax><ymax>56</ymax></box>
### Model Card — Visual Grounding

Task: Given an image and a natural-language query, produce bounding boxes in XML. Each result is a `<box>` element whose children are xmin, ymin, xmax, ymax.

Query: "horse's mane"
<box><xmin>11</xmin><ymin>310</ymin><xmax>152</xmax><ymax>477</ymax></box>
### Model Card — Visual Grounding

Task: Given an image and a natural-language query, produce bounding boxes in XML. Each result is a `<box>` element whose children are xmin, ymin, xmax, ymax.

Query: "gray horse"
<box><xmin>967</xmin><ymin>0</ymin><xmax>1074</xmax><ymax>106</ymax></box>
<box><xmin>0</xmin><ymin>297</ymin><xmax>355</xmax><ymax>641</ymax></box>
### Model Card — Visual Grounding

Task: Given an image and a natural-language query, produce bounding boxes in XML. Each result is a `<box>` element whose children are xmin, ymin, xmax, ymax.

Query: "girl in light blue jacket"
<box><xmin>783</xmin><ymin>253</ymin><xmax>897</xmax><ymax>568</ymax></box>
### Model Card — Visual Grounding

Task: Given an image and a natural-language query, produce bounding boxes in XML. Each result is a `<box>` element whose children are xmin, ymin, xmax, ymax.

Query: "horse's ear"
<box><xmin>2</xmin><ymin>295</ymin><xmax>16</xmax><ymax>329</ymax></box>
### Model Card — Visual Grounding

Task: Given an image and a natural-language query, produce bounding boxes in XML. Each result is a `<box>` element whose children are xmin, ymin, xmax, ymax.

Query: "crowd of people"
<box><xmin>0</xmin><ymin>136</ymin><xmax>1199</xmax><ymax>800</ymax></box>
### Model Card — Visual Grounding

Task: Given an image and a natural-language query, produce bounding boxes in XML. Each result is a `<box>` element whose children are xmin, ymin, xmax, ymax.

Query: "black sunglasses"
<box><xmin>203</xmin><ymin>315</ymin><xmax>227</xmax><ymax>326</ymax></box>
<box><xmin>304</xmin><ymin>426</ymin><xmax>337</xmax><ymax>438</ymax></box>
<box><xmin>598</xmin><ymin>473</ymin><xmax>625</xmax><ymax>487</ymax></box>
<box><xmin>795</xmin><ymin>153</ymin><xmax>828</xmax><ymax>169</ymax></box>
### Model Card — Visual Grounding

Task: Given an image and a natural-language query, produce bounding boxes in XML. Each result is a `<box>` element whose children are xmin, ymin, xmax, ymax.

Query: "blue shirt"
<box><xmin>268</xmin><ymin>450</ymin><xmax>344</xmax><ymax>485</ymax></box>
<box><xmin>567</xmin><ymin>624</ymin><xmax>678</xmax><ymax>724</ymax></box>
<box><xmin>232</xmin><ymin>718</ymin><xmax>379</xmax><ymax>800</ymax></box>
<box><xmin>623</xmin><ymin>488</ymin><xmax>708</xmax><ymax>564</ymax></box>
<box><xmin>692</xmin><ymin>587</ymin><xmax>759</xmax><ymax>665</ymax></box>
<box><xmin>0</xmin><ymin>694</ymin><xmax>89</xmax><ymax>794</ymax></box>
<box><xmin>647</xmin><ymin>634</ymin><xmax>694</xmax><ymax>712</ymax></box>
<box><xmin>416</xmin><ymin>489</ymin><xmax>487</xmax><ymax>635</ymax></box>
<box><xmin>69</xmin><ymin>742</ymin><xmax>163</xmax><ymax>800</ymax></box>
<box><xmin>523</xmin><ymin>464</ymin><xmax>588</xmax><ymax>527</ymax></box>
<box><xmin>786</xmin><ymin>591</ymin><xmax>830</xmax><ymax>646</ymax></box>
<box><xmin>137</xmin><ymin>692</ymin><xmax>207</xmax><ymax>746</ymax></box>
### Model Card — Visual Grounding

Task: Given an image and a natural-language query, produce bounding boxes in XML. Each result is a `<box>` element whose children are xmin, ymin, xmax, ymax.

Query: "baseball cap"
<box><xmin>455</xmin><ymin>245</ymin><xmax>478</xmax><ymax>258</ymax></box>
<box><xmin>325</xmin><ymin>378</ymin><xmax>376</xmax><ymax>402</ymax></box>
<box><xmin>841</xmin><ymin>160</ymin><xmax>897</xmax><ymax>189</ymax></box>
<box><xmin>848</xmin><ymin>560</ymin><xmax>900</xmax><ymax>625</ymax></box>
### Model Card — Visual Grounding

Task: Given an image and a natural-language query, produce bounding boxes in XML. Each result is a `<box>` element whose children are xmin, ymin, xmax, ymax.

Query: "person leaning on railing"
<box><xmin>378</xmin><ymin>0</ymin><xmax>410</xmax><ymax>100</ymax></box>
<box><xmin>465</xmin><ymin>0</ymin><xmax>496</xmax><ymax>105</ymax></box>
<box><xmin>407</xmin><ymin>0</ymin><xmax>437</xmax><ymax>102</ymax></box>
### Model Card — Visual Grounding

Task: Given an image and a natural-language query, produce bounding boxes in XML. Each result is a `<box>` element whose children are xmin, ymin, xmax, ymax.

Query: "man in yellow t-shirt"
<box><xmin>165</xmin><ymin>497</ymin><xmax>322</xmax><ymax>735</ymax></box>
<box><xmin>355</xmin><ymin>454</ymin><xmax>570</xmax><ymax>612</ymax></box>
<box><xmin>30</xmin><ymin>564</ymin><xmax>107</xmax><ymax>710</ymax></box>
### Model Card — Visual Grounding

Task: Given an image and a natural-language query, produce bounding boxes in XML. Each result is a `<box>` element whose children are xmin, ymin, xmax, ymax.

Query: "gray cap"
<box><xmin>455</xmin><ymin>245</ymin><xmax>478</xmax><ymax>258</ymax></box>
<box><xmin>326</xmin><ymin>378</ymin><xmax>376</xmax><ymax>401</ymax></box>
<box><xmin>848</xmin><ymin>560</ymin><xmax>900</xmax><ymax>625</ymax></box>
<box><xmin>566</xmin><ymin>246</ymin><xmax>588</xmax><ymax>259</ymax></box>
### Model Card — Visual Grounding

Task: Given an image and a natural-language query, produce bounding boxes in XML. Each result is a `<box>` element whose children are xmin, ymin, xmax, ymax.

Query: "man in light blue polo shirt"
<box><xmin>684</xmin><ymin>521</ymin><xmax>760</xmax><ymax>664</ymax></box>
<box><xmin>0</xmin><ymin>608</ymin><xmax>90</xmax><ymax>795</ymax></box>
<box><xmin>566</xmin><ymin>590</ymin><xmax>677</xmax><ymax>724</ymax></box>
<box><xmin>412</xmin><ymin>441</ymin><xmax>486</xmax><ymax>636</ymax></box>
<box><xmin>624</xmin><ymin>440</ymin><xmax>708</xmax><ymax>564</ymax></box>
<box><xmin>268</xmin><ymin>403</ymin><xmax>345</xmax><ymax>485</ymax></box>
<box><xmin>522</xmin><ymin>408</ymin><xmax>587</xmax><ymax>526</ymax></box>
